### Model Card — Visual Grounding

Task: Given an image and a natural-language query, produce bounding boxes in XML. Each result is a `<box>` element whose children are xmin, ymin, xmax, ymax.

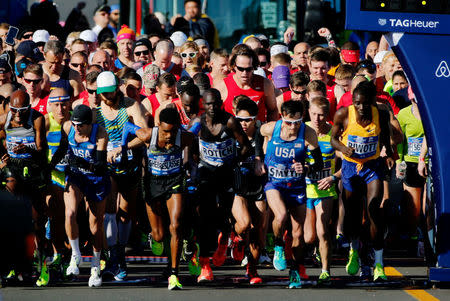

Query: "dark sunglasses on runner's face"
<box><xmin>134</xmin><ymin>50</ymin><xmax>149</xmax><ymax>56</ymax></box>
<box><xmin>87</xmin><ymin>88</ymin><xmax>97</xmax><ymax>94</ymax></box>
<box><xmin>260</xmin><ymin>61</ymin><xmax>267</xmax><ymax>67</ymax></box>
<box><xmin>70</xmin><ymin>63</ymin><xmax>86</xmax><ymax>68</ymax></box>
<box><xmin>292</xmin><ymin>89</ymin><xmax>307</xmax><ymax>95</ymax></box>
<box><xmin>181</xmin><ymin>52</ymin><xmax>197</xmax><ymax>58</ymax></box>
<box><xmin>23</xmin><ymin>78</ymin><xmax>42</xmax><ymax>85</ymax></box>
<box><xmin>235</xmin><ymin>66</ymin><xmax>253</xmax><ymax>73</ymax></box>
<box><xmin>236</xmin><ymin>116</ymin><xmax>256</xmax><ymax>122</ymax></box>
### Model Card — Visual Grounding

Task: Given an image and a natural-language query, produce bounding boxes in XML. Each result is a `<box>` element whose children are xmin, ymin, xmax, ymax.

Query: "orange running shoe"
<box><xmin>246</xmin><ymin>264</ymin><xmax>262</xmax><ymax>285</ymax></box>
<box><xmin>197</xmin><ymin>257</ymin><xmax>214</xmax><ymax>283</ymax></box>
<box><xmin>212</xmin><ymin>232</ymin><xmax>228</xmax><ymax>267</ymax></box>
<box><xmin>231</xmin><ymin>235</ymin><xmax>245</xmax><ymax>262</ymax></box>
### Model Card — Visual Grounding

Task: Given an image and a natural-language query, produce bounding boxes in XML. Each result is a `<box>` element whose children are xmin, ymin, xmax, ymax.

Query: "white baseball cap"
<box><xmin>32</xmin><ymin>29</ymin><xmax>50</xmax><ymax>44</ymax></box>
<box><xmin>170</xmin><ymin>31</ymin><xmax>187</xmax><ymax>47</ymax></box>
<box><xmin>270</xmin><ymin>44</ymin><xmax>289</xmax><ymax>57</ymax></box>
<box><xmin>373</xmin><ymin>50</ymin><xmax>389</xmax><ymax>65</ymax></box>
<box><xmin>80</xmin><ymin>29</ymin><xmax>98</xmax><ymax>43</ymax></box>
<box><xmin>97</xmin><ymin>71</ymin><xmax>119</xmax><ymax>94</ymax></box>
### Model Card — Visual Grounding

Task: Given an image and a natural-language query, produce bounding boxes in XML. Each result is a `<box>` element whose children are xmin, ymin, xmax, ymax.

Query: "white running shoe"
<box><xmin>88</xmin><ymin>267</ymin><xmax>102</xmax><ymax>287</ymax></box>
<box><xmin>66</xmin><ymin>255</ymin><xmax>81</xmax><ymax>276</ymax></box>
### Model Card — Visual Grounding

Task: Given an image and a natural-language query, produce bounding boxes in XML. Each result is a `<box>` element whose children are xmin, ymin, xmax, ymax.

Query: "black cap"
<box><xmin>0</xmin><ymin>59</ymin><xmax>11</xmax><ymax>74</ymax></box>
<box><xmin>133</xmin><ymin>38</ymin><xmax>152</xmax><ymax>53</ymax></box>
<box><xmin>71</xmin><ymin>105</ymin><xmax>93</xmax><ymax>125</ymax></box>
<box><xmin>15</xmin><ymin>58</ymin><xmax>32</xmax><ymax>78</ymax></box>
<box><xmin>184</xmin><ymin>0</ymin><xmax>201</xmax><ymax>6</ymax></box>
<box><xmin>16</xmin><ymin>40</ymin><xmax>44</xmax><ymax>63</ymax></box>
<box><xmin>94</xmin><ymin>4</ymin><xmax>111</xmax><ymax>15</ymax></box>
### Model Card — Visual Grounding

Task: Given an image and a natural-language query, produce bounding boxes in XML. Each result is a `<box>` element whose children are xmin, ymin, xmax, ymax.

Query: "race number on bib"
<box><xmin>6</xmin><ymin>136</ymin><xmax>37</xmax><ymax>159</ymax></box>
<box><xmin>407</xmin><ymin>137</ymin><xmax>423</xmax><ymax>157</ymax></box>
<box><xmin>199</xmin><ymin>138</ymin><xmax>235</xmax><ymax>166</ymax></box>
<box><xmin>347</xmin><ymin>135</ymin><xmax>378</xmax><ymax>159</ymax></box>
<box><xmin>107</xmin><ymin>141</ymin><xmax>133</xmax><ymax>164</ymax></box>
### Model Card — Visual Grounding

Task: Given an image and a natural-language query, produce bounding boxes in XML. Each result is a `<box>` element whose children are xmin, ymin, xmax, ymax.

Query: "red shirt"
<box><xmin>326</xmin><ymin>82</ymin><xmax>337</xmax><ymax>123</ymax></box>
<box><xmin>148</xmin><ymin>94</ymin><xmax>160</xmax><ymax>118</ymax></box>
<box><xmin>78</xmin><ymin>90</ymin><xmax>90</xmax><ymax>106</ymax></box>
<box><xmin>223</xmin><ymin>74</ymin><xmax>267</xmax><ymax>122</ymax></box>
<box><xmin>337</xmin><ymin>91</ymin><xmax>352</xmax><ymax>111</ymax></box>
<box><xmin>282</xmin><ymin>90</ymin><xmax>292</xmax><ymax>102</ymax></box>
<box><xmin>207</xmin><ymin>73</ymin><xmax>214</xmax><ymax>87</ymax></box>
<box><xmin>172</xmin><ymin>99</ymin><xmax>190</xmax><ymax>126</ymax></box>
<box><xmin>31</xmin><ymin>95</ymin><xmax>49</xmax><ymax>115</ymax></box>
<box><xmin>337</xmin><ymin>90</ymin><xmax>400</xmax><ymax>115</ymax></box>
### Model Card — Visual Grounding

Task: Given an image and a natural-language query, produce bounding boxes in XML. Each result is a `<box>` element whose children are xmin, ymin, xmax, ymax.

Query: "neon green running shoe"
<box><xmin>151</xmin><ymin>238</ymin><xmax>164</xmax><ymax>256</ymax></box>
<box><xmin>373</xmin><ymin>263</ymin><xmax>388</xmax><ymax>282</ymax></box>
<box><xmin>36</xmin><ymin>261</ymin><xmax>50</xmax><ymax>287</ymax></box>
<box><xmin>168</xmin><ymin>274</ymin><xmax>183</xmax><ymax>290</ymax></box>
<box><xmin>49</xmin><ymin>254</ymin><xmax>62</xmax><ymax>269</ymax></box>
<box><xmin>318</xmin><ymin>271</ymin><xmax>331</xmax><ymax>285</ymax></box>
<box><xmin>188</xmin><ymin>243</ymin><xmax>201</xmax><ymax>276</ymax></box>
<box><xmin>346</xmin><ymin>249</ymin><xmax>360</xmax><ymax>276</ymax></box>
<box><xmin>6</xmin><ymin>269</ymin><xmax>15</xmax><ymax>279</ymax></box>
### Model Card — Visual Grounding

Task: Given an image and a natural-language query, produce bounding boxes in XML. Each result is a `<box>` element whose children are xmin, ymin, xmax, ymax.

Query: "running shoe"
<box><xmin>66</xmin><ymin>255</ymin><xmax>81</xmax><ymax>276</ymax></box>
<box><xmin>231</xmin><ymin>235</ymin><xmax>245</xmax><ymax>262</ymax></box>
<box><xmin>373</xmin><ymin>263</ymin><xmax>387</xmax><ymax>282</ymax></box>
<box><xmin>188</xmin><ymin>243</ymin><xmax>201</xmax><ymax>276</ymax></box>
<box><xmin>168</xmin><ymin>274</ymin><xmax>183</xmax><ymax>290</ymax></box>
<box><xmin>197</xmin><ymin>257</ymin><xmax>214</xmax><ymax>283</ymax></box>
<box><xmin>88</xmin><ymin>267</ymin><xmax>102</xmax><ymax>287</ymax></box>
<box><xmin>273</xmin><ymin>245</ymin><xmax>287</xmax><ymax>271</ymax></box>
<box><xmin>36</xmin><ymin>261</ymin><xmax>49</xmax><ymax>287</ymax></box>
<box><xmin>298</xmin><ymin>264</ymin><xmax>309</xmax><ymax>280</ymax></box>
<box><xmin>181</xmin><ymin>239</ymin><xmax>193</xmax><ymax>262</ymax></box>
<box><xmin>288</xmin><ymin>269</ymin><xmax>302</xmax><ymax>289</ymax></box>
<box><xmin>318</xmin><ymin>271</ymin><xmax>331</xmax><ymax>285</ymax></box>
<box><xmin>359</xmin><ymin>265</ymin><xmax>372</xmax><ymax>281</ymax></box>
<box><xmin>150</xmin><ymin>237</ymin><xmax>164</xmax><ymax>256</ymax></box>
<box><xmin>6</xmin><ymin>269</ymin><xmax>15</xmax><ymax>280</ymax></box>
<box><xmin>259</xmin><ymin>249</ymin><xmax>272</xmax><ymax>264</ymax></box>
<box><xmin>346</xmin><ymin>248</ymin><xmax>360</xmax><ymax>276</ymax></box>
<box><xmin>336</xmin><ymin>234</ymin><xmax>350</xmax><ymax>249</ymax></box>
<box><xmin>246</xmin><ymin>264</ymin><xmax>263</xmax><ymax>285</ymax></box>
<box><xmin>311</xmin><ymin>250</ymin><xmax>321</xmax><ymax>267</ymax></box>
<box><xmin>212</xmin><ymin>232</ymin><xmax>228</xmax><ymax>267</ymax></box>
<box><xmin>115</xmin><ymin>245</ymin><xmax>128</xmax><ymax>281</ymax></box>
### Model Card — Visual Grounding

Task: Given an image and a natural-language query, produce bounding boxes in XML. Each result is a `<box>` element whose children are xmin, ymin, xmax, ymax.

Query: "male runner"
<box><xmin>125</xmin><ymin>107</ymin><xmax>196</xmax><ymax>289</ymax></box>
<box><xmin>52</xmin><ymin>104</ymin><xmax>110</xmax><ymax>287</ymax></box>
<box><xmin>331</xmin><ymin>81</ymin><xmax>394</xmax><ymax>281</ymax></box>
<box><xmin>259</xmin><ymin>100</ymin><xmax>322</xmax><ymax>288</ymax></box>
<box><xmin>95</xmin><ymin>71</ymin><xmax>147</xmax><ymax>280</ymax></box>
<box><xmin>196</xmin><ymin>88</ymin><xmax>250</xmax><ymax>282</ymax></box>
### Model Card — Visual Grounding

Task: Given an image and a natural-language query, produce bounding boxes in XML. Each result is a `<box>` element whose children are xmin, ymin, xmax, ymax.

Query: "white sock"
<box><xmin>92</xmin><ymin>251</ymin><xmax>101</xmax><ymax>268</ymax></box>
<box><xmin>322</xmin><ymin>269</ymin><xmax>329</xmax><ymax>274</ymax></box>
<box><xmin>118</xmin><ymin>220</ymin><xmax>132</xmax><ymax>246</ymax></box>
<box><xmin>104</xmin><ymin>213</ymin><xmax>118</xmax><ymax>247</ymax></box>
<box><xmin>69</xmin><ymin>238</ymin><xmax>81</xmax><ymax>257</ymax></box>
<box><xmin>374</xmin><ymin>249</ymin><xmax>383</xmax><ymax>266</ymax></box>
<box><xmin>350</xmin><ymin>240</ymin><xmax>359</xmax><ymax>251</ymax></box>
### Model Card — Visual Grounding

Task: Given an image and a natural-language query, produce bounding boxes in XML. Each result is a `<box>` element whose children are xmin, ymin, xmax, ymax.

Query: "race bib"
<box><xmin>306</xmin><ymin>168</ymin><xmax>331</xmax><ymax>184</ymax></box>
<box><xmin>6</xmin><ymin>136</ymin><xmax>37</xmax><ymax>159</ymax></box>
<box><xmin>148</xmin><ymin>152</ymin><xmax>182</xmax><ymax>176</ymax></box>
<box><xmin>347</xmin><ymin>135</ymin><xmax>378</xmax><ymax>159</ymax></box>
<box><xmin>268</xmin><ymin>163</ymin><xmax>301</xmax><ymax>181</ymax></box>
<box><xmin>107</xmin><ymin>141</ymin><xmax>133</xmax><ymax>164</ymax></box>
<box><xmin>407</xmin><ymin>137</ymin><xmax>423</xmax><ymax>157</ymax></box>
<box><xmin>199</xmin><ymin>138</ymin><xmax>235</xmax><ymax>166</ymax></box>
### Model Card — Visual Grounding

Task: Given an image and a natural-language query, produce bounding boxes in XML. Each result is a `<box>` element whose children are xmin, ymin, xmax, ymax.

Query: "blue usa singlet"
<box><xmin>67</xmin><ymin>123</ymin><xmax>98</xmax><ymax>176</ymax></box>
<box><xmin>264</xmin><ymin>120</ymin><xmax>306</xmax><ymax>186</ymax></box>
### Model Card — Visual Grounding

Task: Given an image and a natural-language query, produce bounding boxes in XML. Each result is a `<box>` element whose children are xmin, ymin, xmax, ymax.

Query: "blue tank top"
<box><xmin>96</xmin><ymin>99</ymin><xmax>134</xmax><ymax>166</ymax></box>
<box><xmin>68</xmin><ymin>123</ymin><xmax>98</xmax><ymax>175</ymax></box>
<box><xmin>264</xmin><ymin>120</ymin><xmax>306</xmax><ymax>184</ymax></box>
<box><xmin>50</xmin><ymin>66</ymin><xmax>73</xmax><ymax>96</ymax></box>
<box><xmin>147</xmin><ymin>127</ymin><xmax>183</xmax><ymax>176</ymax></box>
<box><xmin>5</xmin><ymin>110</ymin><xmax>37</xmax><ymax>159</ymax></box>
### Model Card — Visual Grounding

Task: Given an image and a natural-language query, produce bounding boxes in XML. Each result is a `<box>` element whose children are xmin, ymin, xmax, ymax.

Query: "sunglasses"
<box><xmin>235</xmin><ymin>66</ymin><xmax>254</xmax><ymax>73</ymax></box>
<box><xmin>259</xmin><ymin>61</ymin><xmax>267</xmax><ymax>67</ymax></box>
<box><xmin>181</xmin><ymin>52</ymin><xmax>197</xmax><ymax>58</ymax></box>
<box><xmin>87</xmin><ymin>88</ymin><xmax>97</xmax><ymax>94</ymax></box>
<box><xmin>10</xmin><ymin>105</ymin><xmax>30</xmax><ymax>113</ymax></box>
<box><xmin>292</xmin><ymin>89</ymin><xmax>307</xmax><ymax>95</ymax></box>
<box><xmin>72</xmin><ymin>121</ymin><xmax>86</xmax><ymax>127</ymax></box>
<box><xmin>282</xmin><ymin>117</ymin><xmax>302</xmax><ymax>125</ymax></box>
<box><xmin>134</xmin><ymin>50</ymin><xmax>149</xmax><ymax>56</ymax></box>
<box><xmin>357</xmin><ymin>62</ymin><xmax>376</xmax><ymax>73</ymax></box>
<box><xmin>236</xmin><ymin>116</ymin><xmax>256</xmax><ymax>122</ymax></box>
<box><xmin>22</xmin><ymin>34</ymin><xmax>33</xmax><ymax>39</ymax></box>
<box><xmin>24</xmin><ymin>78</ymin><xmax>42</xmax><ymax>85</ymax></box>
<box><xmin>70</xmin><ymin>63</ymin><xmax>86</xmax><ymax>68</ymax></box>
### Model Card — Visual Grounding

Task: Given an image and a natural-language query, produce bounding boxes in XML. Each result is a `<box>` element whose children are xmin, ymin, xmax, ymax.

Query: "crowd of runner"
<box><xmin>0</xmin><ymin>0</ymin><xmax>432</xmax><ymax>290</ymax></box>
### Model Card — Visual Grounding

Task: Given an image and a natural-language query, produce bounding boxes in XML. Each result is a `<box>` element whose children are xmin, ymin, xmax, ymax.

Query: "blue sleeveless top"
<box><xmin>68</xmin><ymin>123</ymin><xmax>98</xmax><ymax>176</ymax></box>
<box><xmin>147</xmin><ymin>127</ymin><xmax>183</xmax><ymax>176</ymax></box>
<box><xmin>5</xmin><ymin>110</ymin><xmax>37</xmax><ymax>159</ymax></box>
<box><xmin>264</xmin><ymin>120</ymin><xmax>306</xmax><ymax>185</ymax></box>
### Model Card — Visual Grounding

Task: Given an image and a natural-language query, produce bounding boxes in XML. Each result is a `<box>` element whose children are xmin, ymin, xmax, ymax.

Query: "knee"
<box><xmin>236</xmin><ymin>216</ymin><xmax>251</xmax><ymax>233</ymax></box>
<box><xmin>169</xmin><ymin>221</ymin><xmax>181</xmax><ymax>236</ymax></box>
<box><xmin>65</xmin><ymin>208</ymin><xmax>77</xmax><ymax>222</ymax></box>
<box><xmin>90</xmin><ymin>221</ymin><xmax>100</xmax><ymax>235</ymax></box>
<box><xmin>304</xmin><ymin>230</ymin><xmax>316</xmax><ymax>245</ymax></box>
<box><xmin>291</xmin><ymin>227</ymin><xmax>303</xmax><ymax>242</ymax></box>
<box><xmin>273</xmin><ymin>213</ymin><xmax>288</xmax><ymax>228</ymax></box>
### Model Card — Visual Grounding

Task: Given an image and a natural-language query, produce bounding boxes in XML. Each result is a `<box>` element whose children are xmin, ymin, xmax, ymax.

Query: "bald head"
<box><xmin>10</xmin><ymin>90</ymin><xmax>30</xmax><ymax>108</ymax></box>
<box><xmin>366</xmin><ymin>41</ymin><xmax>379</xmax><ymax>60</ymax></box>
<box><xmin>154</xmin><ymin>40</ymin><xmax>174</xmax><ymax>70</ymax></box>
<box><xmin>244</xmin><ymin>37</ymin><xmax>262</xmax><ymax>50</ymax></box>
<box><xmin>91</xmin><ymin>50</ymin><xmax>111</xmax><ymax>71</ymax></box>
<box><xmin>155</xmin><ymin>40</ymin><xmax>174</xmax><ymax>55</ymax></box>
<box><xmin>0</xmin><ymin>83</ymin><xmax>15</xmax><ymax>98</ymax></box>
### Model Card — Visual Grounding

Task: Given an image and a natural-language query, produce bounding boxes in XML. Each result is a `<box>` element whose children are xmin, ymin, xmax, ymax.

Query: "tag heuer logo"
<box><xmin>378</xmin><ymin>19</ymin><xmax>387</xmax><ymax>26</ymax></box>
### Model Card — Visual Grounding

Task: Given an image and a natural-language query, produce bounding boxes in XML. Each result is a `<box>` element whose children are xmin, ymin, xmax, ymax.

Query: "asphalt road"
<box><xmin>1</xmin><ymin>257</ymin><xmax>449</xmax><ymax>301</ymax></box>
